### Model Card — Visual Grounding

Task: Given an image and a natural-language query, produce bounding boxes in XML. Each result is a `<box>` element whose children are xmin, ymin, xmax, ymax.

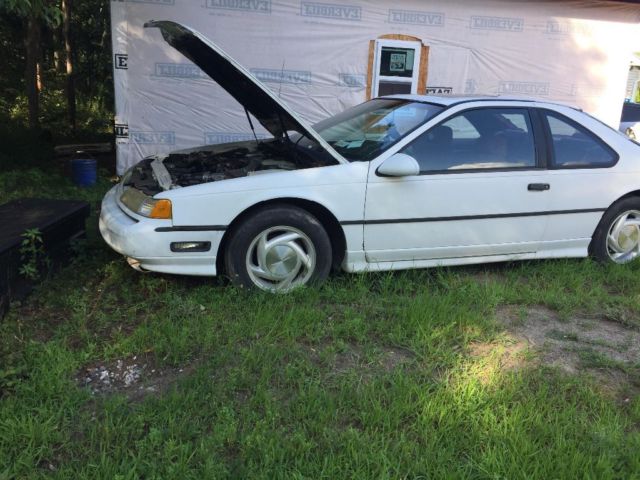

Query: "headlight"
<box><xmin>120</xmin><ymin>187</ymin><xmax>172</xmax><ymax>219</ymax></box>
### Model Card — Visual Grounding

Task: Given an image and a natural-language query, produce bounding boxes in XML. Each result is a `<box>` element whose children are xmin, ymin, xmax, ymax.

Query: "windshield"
<box><xmin>310</xmin><ymin>98</ymin><xmax>444</xmax><ymax>161</ymax></box>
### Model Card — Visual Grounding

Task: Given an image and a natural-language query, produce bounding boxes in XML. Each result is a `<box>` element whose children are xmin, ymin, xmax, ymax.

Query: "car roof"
<box><xmin>384</xmin><ymin>94</ymin><xmax>581</xmax><ymax>110</ymax></box>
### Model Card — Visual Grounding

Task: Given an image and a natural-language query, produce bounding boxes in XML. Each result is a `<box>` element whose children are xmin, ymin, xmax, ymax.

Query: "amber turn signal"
<box><xmin>149</xmin><ymin>199</ymin><xmax>172</xmax><ymax>219</ymax></box>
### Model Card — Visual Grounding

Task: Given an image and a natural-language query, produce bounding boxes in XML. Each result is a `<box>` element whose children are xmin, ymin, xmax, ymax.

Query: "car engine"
<box><xmin>124</xmin><ymin>139</ymin><xmax>324</xmax><ymax>195</ymax></box>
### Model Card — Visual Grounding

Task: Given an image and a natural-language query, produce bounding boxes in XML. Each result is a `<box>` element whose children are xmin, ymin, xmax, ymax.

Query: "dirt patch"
<box><xmin>379</xmin><ymin>347</ymin><xmax>415</xmax><ymax>371</ymax></box>
<box><xmin>303</xmin><ymin>342</ymin><xmax>415</xmax><ymax>377</ymax></box>
<box><xmin>77</xmin><ymin>354</ymin><xmax>194</xmax><ymax>401</ymax></box>
<box><xmin>468</xmin><ymin>339</ymin><xmax>529</xmax><ymax>372</ymax></box>
<box><xmin>493</xmin><ymin>305</ymin><xmax>640</xmax><ymax>396</ymax></box>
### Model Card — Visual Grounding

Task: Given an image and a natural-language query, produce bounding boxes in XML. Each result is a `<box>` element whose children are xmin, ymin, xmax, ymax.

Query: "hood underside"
<box><xmin>144</xmin><ymin>20</ymin><xmax>345</xmax><ymax>165</ymax></box>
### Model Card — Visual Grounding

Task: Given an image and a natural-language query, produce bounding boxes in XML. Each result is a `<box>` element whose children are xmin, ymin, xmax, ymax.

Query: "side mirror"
<box><xmin>376</xmin><ymin>153</ymin><xmax>420</xmax><ymax>177</ymax></box>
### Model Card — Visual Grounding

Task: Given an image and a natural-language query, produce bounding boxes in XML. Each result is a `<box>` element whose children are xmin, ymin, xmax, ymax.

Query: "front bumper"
<box><xmin>99</xmin><ymin>185</ymin><xmax>222</xmax><ymax>276</ymax></box>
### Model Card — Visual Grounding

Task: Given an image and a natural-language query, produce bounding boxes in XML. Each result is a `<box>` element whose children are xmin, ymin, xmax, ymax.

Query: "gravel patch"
<box><xmin>77</xmin><ymin>355</ymin><xmax>194</xmax><ymax>401</ymax></box>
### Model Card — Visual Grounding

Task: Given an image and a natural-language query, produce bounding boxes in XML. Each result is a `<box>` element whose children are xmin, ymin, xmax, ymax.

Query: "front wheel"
<box><xmin>590</xmin><ymin>197</ymin><xmax>640</xmax><ymax>264</ymax></box>
<box><xmin>223</xmin><ymin>205</ymin><xmax>332</xmax><ymax>292</ymax></box>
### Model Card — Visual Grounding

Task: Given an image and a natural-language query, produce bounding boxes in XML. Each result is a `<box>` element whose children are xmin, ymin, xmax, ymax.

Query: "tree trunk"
<box><xmin>62</xmin><ymin>0</ymin><xmax>76</xmax><ymax>132</ymax></box>
<box><xmin>36</xmin><ymin>61</ymin><xmax>43</xmax><ymax>92</ymax></box>
<box><xmin>53</xmin><ymin>28</ymin><xmax>62</xmax><ymax>72</ymax></box>
<box><xmin>24</xmin><ymin>15</ymin><xmax>41</xmax><ymax>129</ymax></box>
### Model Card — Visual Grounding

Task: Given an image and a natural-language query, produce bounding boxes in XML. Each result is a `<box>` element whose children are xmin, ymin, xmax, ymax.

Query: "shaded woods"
<box><xmin>0</xmin><ymin>0</ymin><xmax>113</xmax><ymax>168</ymax></box>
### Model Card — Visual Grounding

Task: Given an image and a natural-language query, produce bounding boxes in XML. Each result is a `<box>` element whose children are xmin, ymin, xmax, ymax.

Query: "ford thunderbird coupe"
<box><xmin>100</xmin><ymin>21</ymin><xmax>640</xmax><ymax>292</ymax></box>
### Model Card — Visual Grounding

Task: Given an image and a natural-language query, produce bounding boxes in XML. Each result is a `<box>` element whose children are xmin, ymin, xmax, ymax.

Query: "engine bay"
<box><xmin>124</xmin><ymin>139</ymin><xmax>332</xmax><ymax>196</ymax></box>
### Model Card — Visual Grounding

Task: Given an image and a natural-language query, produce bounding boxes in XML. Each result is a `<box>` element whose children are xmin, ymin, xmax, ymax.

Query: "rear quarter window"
<box><xmin>544</xmin><ymin>111</ymin><xmax>618</xmax><ymax>169</ymax></box>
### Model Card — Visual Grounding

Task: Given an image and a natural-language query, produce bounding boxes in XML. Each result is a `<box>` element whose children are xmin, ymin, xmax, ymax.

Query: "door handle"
<box><xmin>528</xmin><ymin>183</ymin><xmax>550</xmax><ymax>191</ymax></box>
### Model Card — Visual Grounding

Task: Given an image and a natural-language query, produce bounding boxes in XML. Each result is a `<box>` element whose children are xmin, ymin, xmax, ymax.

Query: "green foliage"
<box><xmin>0</xmin><ymin>167</ymin><xmax>112</xmax><ymax>205</ymax></box>
<box><xmin>0</xmin><ymin>0</ymin><xmax>62</xmax><ymax>25</ymax></box>
<box><xmin>0</xmin><ymin>0</ymin><xmax>113</xmax><ymax>162</ymax></box>
<box><xmin>19</xmin><ymin>227</ymin><xmax>47</xmax><ymax>280</ymax></box>
<box><xmin>71</xmin><ymin>1</ymin><xmax>114</xmax><ymax>117</ymax></box>
<box><xmin>0</xmin><ymin>364</ymin><xmax>27</xmax><ymax>397</ymax></box>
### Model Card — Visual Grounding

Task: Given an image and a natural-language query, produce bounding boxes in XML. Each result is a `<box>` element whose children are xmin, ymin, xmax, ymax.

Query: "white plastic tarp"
<box><xmin>111</xmin><ymin>0</ymin><xmax>640</xmax><ymax>173</ymax></box>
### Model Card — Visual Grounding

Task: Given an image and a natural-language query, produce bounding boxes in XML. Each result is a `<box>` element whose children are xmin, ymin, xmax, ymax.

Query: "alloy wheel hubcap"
<box><xmin>606</xmin><ymin>210</ymin><xmax>640</xmax><ymax>264</ymax></box>
<box><xmin>246</xmin><ymin>226</ymin><xmax>316</xmax><ymax>292</ymax></box>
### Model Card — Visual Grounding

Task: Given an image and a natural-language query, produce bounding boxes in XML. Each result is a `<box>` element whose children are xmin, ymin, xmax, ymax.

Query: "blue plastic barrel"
<box><xmin>71</xmin><ymin>155</ymin><xmax>97</xmax><ymax>187</ymax></box>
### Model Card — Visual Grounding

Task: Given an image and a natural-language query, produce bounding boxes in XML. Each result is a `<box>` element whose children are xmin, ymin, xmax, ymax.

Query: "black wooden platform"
<box><xmin>0</xmin><ymin>198</ymin><xmax>90</xmax><ymax>318</ymax></box>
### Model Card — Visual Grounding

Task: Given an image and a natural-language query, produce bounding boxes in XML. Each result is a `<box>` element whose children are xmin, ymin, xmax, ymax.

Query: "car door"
<box><xmin>536</xmin><ymin>108</ymin><xmax>620</xmax><ymax>256</ymax></box>
<box><xmin>363</xmin><ymin>105</ymin><xmax>552</xmax><ymax>263</ymax></box>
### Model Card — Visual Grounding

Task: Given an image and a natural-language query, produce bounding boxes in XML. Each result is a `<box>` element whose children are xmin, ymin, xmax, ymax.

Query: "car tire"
<box><xmin>590</xmin><ymin>197</ymin><xmax>640</xmax><ymax>264</ymax></box>
<box><xmin>223</xmin><ymin>204</ymin><xmax>332</xmax><ymax>292</ymax></box>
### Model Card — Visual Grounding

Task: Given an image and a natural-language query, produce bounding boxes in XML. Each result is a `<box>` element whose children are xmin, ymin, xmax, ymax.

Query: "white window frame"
<box><xmin>372</xmin><ymin>39</ymin><xmax>422</xmax><ymax>98</ymax></box>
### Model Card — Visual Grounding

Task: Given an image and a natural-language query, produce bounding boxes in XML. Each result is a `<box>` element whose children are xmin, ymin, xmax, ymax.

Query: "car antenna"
<box><xmin>244</xmin><ymin>107</ymin><xmax>260</xmax><ymax>146</ymax></box>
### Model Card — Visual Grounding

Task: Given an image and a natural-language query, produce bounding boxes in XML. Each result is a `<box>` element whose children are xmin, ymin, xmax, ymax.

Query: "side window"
<box><xmin>402</xmin><ymin>108</ymin><xmax>536</xmax><ymax>173</ymax></box>
<box><xmin>444</xmin><ymin>115</ymin><xmax>480</xmax><ymax>139</ymax></box>
<box><xmin>545</xmin><ymin>112</ymin><xmax>617</xmax><ymax>168</ymax></box>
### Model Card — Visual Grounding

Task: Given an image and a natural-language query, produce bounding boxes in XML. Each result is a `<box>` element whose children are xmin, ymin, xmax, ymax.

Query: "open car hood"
<box><xmin>144</xmin><ymin>20</ymin><xmax>346</xmax><ymax>165</ymax></box>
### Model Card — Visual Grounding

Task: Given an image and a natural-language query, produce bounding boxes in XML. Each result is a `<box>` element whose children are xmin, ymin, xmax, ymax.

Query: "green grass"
<box><xmin>1</xmin><ymin>168</ymin><xmax>640</xmax><ymax>478</ymax></box>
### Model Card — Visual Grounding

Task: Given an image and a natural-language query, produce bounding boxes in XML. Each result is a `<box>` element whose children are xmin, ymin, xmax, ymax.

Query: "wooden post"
<box><xmin>418</xmin><ymin>45</ymin><xmax>429</xmax><ymax>95</ymax></box>
<box><xmin>365</xmin><ymin>40</ymin><xmax>375</xmax><ymax>100</ymax></box>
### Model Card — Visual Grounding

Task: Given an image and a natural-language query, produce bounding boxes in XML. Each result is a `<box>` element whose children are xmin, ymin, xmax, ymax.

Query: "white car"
<box><xmin>619</xmin><ymin>102</ymin><xmax>640</xmax><ymax>140</ymax></box>
<box><xmin>100</xmin><ymin>21</ymin><xmax>640</xmax><ymax>292</ymax></box>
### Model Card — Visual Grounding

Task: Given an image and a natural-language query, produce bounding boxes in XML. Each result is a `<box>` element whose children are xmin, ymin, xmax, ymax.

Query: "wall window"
<box><xmin>373</xmin><ymin>41</ymin><xmax>421</xmax><ymax>97</ymax></box>
<box><xmin>366</xmin><ymin>35</ymin><xmax>429</xmax><ymax>100</ymax></box>
<box><xmin>545</xmin><ymin>112</ymin><xmax>617</xmax><ymax>168</ymax></box>
<box><xmin>401</xmin><ymin>108</ymin><xmax>536</xmax><ymax>173</ymax></box>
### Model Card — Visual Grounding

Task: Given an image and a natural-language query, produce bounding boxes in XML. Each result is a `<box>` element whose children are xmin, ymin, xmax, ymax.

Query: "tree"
<box><xmin>0</xmin><ymin>0</ymin><xmax>113</xmax><ymax>146</ymax></box>
<box><xmin>0</xmin><ymin>0</ymin><xmax>61</xmax><ymax>129</ymax></box>
<box><xmin>61</xmin><ymin>0</ymin><xmax>75</xmax><ymax>131</ymax></box>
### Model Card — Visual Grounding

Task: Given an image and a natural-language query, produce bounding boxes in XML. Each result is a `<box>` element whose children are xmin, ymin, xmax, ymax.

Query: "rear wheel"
<box><xmin>590</xmin><ymin>198</ymin><xmax>640</xmax><ymax>264</ymax></box>
<box><xmin>223</xmin><ymin>205</ymin><xmax>332</xmax><ymax>292</ymax></box>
